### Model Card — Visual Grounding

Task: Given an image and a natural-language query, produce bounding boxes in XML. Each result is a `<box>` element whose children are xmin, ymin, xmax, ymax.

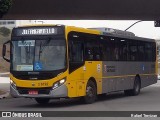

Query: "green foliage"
<box><xmin>0</xmin><ymin>27</ymin><xmax>11</xmax><ymax>37</ymax></box>
<box><xmin>0</xmin><ymin>0</ymin><xmax>12</xmax><ymax>17</ymax></box>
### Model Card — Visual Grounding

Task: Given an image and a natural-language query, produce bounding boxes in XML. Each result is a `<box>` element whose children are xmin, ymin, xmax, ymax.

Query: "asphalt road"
<box><xmin>0</xmin><ymin>81</ymin><xmax>160</xmax><ymax>120</ymax></box>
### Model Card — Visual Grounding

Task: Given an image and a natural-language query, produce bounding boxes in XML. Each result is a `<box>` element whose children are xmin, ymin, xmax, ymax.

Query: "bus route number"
<box><xmin>38</xmin><ymin>82</ymin><xmax>48</xmax><ymax>87</ymax></box>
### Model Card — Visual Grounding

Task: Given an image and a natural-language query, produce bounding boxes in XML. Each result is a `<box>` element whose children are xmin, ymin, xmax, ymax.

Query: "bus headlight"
<box><xmin>10</xmin><ymin>80</ymin><xmax>17</xmax><ymax>90</ymax></box>
<box><xmin>52</xmin><ymin>78</ymin><xmax>66</xmax><ymax>90</ymax></box>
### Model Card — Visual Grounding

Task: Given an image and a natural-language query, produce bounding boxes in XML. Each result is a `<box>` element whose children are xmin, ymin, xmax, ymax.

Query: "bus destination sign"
<box><xmin>13</xmin><ymin>27</ymin><xmax>64</xmax><ymax>36</ymax></box>
<box><xmin>21</xmin><ymin>28</ymin><xmax>56</xmax><ymax>35</ymax></box>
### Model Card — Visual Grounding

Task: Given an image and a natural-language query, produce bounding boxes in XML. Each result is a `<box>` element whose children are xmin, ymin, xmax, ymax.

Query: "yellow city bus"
<box><xmin>2</xmin><ymin>25</ymin><xmax>157</xmax><ymax>104</ymax></box>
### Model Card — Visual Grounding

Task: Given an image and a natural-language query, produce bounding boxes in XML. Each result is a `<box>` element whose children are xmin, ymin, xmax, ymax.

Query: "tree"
<box><xmin>0</xmin><ymin>0</ymin><xmax>12</xmax><ymax>18</ymax></box>
<box><xmin>0</xmin><ymin>27</ymin><xmax>11</xmax><ymax>37</ymax></box>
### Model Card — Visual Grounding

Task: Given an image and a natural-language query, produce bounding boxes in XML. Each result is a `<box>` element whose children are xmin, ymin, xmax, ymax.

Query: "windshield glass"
<box><xmin>12</xmin><ymin>39</ymin><xmax>66</xmax><ymax>71</ymax></box>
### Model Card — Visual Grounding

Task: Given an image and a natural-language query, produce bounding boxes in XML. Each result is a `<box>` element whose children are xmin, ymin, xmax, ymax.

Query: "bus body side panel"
<box><xmin>67</xmin><ymin>61</ymin><xmax>102</xmax><ymax>97</ymax></box>
<box><xmin>102</xmin><ymin>61</ymin><xmax>157</xmax><ymax>93</ymax></box>
<box><xmin>67</xmin><ymin>65</ymin><xmax>86</xmax><ymax>97</ymax></box>
<box><xmin>140</xmin><ymin>75</ymin><xmax>157</xmax><ymax>88</ymax></box>
<box><xmin>65</xmin><ymin>26</ymin><xmax>102</xmax><ymax>97</ymax></box>
<box><xmin>84</xmin><ymin>61</ymin><xmax>102</xmax><ymax>95</ymax></box>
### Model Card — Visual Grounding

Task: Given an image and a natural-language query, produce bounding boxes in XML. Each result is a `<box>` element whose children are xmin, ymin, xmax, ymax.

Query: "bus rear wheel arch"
<box><xmin>82</xmin><ymin>78</ymin><xmax>97</xmax><ymax>104</ymax></box>
<box><xmin>124</xmin><ymin>75</ymin><xmax>141</xmax><ymax>96</ymax></box>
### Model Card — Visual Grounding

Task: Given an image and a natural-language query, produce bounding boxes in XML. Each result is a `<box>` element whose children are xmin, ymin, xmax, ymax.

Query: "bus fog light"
<box><xmin>52</xmin><ymin>78</ymin><xmax>66</xmax><ymax>90</ymax></box>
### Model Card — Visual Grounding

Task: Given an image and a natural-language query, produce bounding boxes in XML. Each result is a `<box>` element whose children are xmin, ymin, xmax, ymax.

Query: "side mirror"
<box><xmin>2</xmin><ymin>40</ymin><xmax>11</xmax><ymax>62</ymax></box>
<box><xmin>2</xmin><ymin>44</ymin><xmax>6</xmax><ymax>57</ymax></box>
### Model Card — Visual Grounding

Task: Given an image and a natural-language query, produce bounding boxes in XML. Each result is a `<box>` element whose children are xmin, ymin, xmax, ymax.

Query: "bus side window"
<box><xmin>152</xmin><ymin>43</ymin><xmax>156</xmax><ymax>61</ymax></box>
<box><xmin>129</xmin><ymin>40</ymin><xmax>138</xmax><ymax>61</ymax></box>
<box><xmin>122</xmin><ymin>44</ymin><xmax>128</xmax><ymax>61</ymax></box>
<box><xmin>137</xmin><ymin>42</ymin><xmax>145</xmax><ymax>61</ymax></box>
<box><xmin>68</xmin><ymin>33</ymin><xmax>85</xmax><ymax>73</ymax></box>
<box><xmin>85</xmin><ymin>40</ymin><xmax>101</xmax><ymax>61</ymax></box>
<box><xmin>85</xmin><ymin>46</ymin><xmax>93</xmax><ymax>60</ymax></box>
<box><xmin>145</xmin><ymin>42</ymin><xmax>152</xmax><ymax>61</ymax></box>
<box><xmin>112</xmin><ymin>38</ymin><xmax>119</xmax><ymax>61</ymax></box>
<box><xmin>69</xmin><ymin>41</ymin><xmax>84</xmax><ymax>62</ymax></box>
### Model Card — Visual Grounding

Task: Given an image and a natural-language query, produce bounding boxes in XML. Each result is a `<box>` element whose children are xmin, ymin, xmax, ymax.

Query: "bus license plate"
<box><xmin>28</xmin><ymin>90</ymin><xmax>38</xmax><ymax>95</ymax></box>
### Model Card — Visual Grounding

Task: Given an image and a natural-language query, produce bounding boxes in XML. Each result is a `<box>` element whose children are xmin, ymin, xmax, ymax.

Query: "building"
<box><xmin>0</xmin><ymin>20</ymin><xmax>36</xmax><ymax>29</ymax></box>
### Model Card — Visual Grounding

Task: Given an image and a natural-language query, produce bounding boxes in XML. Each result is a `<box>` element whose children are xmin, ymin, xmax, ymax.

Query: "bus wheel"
<box><xmin>83</xmin><ymin>80</ymin><xmax>97</xmax><ymax>104</ymax></box>
<box><xmin>35</xmin><ymin>98</ymin><xmax>50</xmax><ymax>104</ymax></box>
<box><xmin>124</xmin><ymin>76</ymin><xmax>141</xmax><ymax>96</ymax></box>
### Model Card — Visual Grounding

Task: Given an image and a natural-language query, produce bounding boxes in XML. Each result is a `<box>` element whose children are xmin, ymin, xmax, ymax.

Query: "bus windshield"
<box><xmin>12</xmin><ymin>39</ymin><xmax>66</xmax><ymax>71</ymax></box>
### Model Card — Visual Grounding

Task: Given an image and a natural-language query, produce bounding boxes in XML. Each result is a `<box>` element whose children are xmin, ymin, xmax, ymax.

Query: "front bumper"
<box><xmin>10</xmin><ymin>84</ymin><xmax>68</xmax><ymax>98</ymax></box>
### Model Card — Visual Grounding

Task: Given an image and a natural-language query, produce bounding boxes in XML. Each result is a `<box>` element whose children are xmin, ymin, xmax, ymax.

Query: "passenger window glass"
<box><xmin>119</xmin><ymin>39</ymin><xmax>128</xmax><ymax>61</ymax></box>
<box><xmin>85</xmin><ymin>40</ymin><xmax>101</xmax><ymax>61</ymax></box>
<box><xmin>69</xmin><ymin>41</ymin><xmax>83</xmax><ymax>62</ymax></box>
<box><xmin>113</xmin><ymin>38</ymin><xmax>119</xmax><ymax>61</ymax></box>
<box><xmin>137</xmin><ymin>42</ymin><xmax>145</xmax><ymax>61</ymax></box>
<box><xmin>109</xmin><ymin>38</ymin><xmax>115</xmax><ymax>61</ymax></box>
<box><xmin>130</xmin><ymin>45</ymin><xmax>137</xmax><ymax>60</ymax></box>
<box><xmin>145</xmin><ymin>43</ymin><xmax>152</xmax><ymax>61</ymax></box>
<box><xmin>129</xmin><ymin>40</ymin><xmax>138</xmax><ymax>61</ymax></box>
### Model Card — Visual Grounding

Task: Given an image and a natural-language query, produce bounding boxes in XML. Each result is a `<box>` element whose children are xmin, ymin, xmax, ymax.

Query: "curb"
<box><xmin>0</xmin><ymin>72</ymin><xmax>10</xmax><ymax>77</ymax></box>
<box><xmin>0</xmin><ymin>77</ymin><xmax>10</xmax><ymax>83</ymax></box>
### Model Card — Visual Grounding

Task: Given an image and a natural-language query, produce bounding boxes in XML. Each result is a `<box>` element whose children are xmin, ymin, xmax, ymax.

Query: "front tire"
<box><xmin>35</xmin><ymin>98</ymin><xmax>50</xmax><ymax>104</ymax></box>
<box><xmin>82</xmin><ymin>80</ymin><xmax>97</xmax><ymax>104</ymax></box>
<box><xmin>124</xmin><ymin>76</ymin><xmax>141</xmax><ymax>96</ymax></box>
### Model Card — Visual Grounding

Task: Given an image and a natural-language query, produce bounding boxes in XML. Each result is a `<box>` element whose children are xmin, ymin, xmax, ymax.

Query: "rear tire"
<box><xmin>35</xmin><ymin>98</ymin><xmax>50</xmax><ymax>104</ymax></box>
<box><xmin>82</xmin><ymin>80</ymin><xmax>97</xmax><ymax>104</ymax></box>
<box><xmin>124</xmin><ymin>76</ymin><xmax>141</xmax><ymax>96</ymax></box>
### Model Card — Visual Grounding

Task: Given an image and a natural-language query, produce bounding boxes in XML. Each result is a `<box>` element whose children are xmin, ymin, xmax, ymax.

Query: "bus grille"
<box><xmin>17</xmin><ymin>87</ymin><xmax>51</xmax><ymax>94</ymax></box>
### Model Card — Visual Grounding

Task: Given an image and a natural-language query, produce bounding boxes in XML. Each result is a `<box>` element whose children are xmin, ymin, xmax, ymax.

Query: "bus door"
<box><xmin>68</xmin><ymin>37</ymin><xmax>85</xmax><ymax>96</ymax></box>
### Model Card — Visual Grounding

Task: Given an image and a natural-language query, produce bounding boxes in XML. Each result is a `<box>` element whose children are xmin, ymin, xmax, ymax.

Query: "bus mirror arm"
<box><xmin>2</xmin><ymin>40</ymin><xmax>11</xmax><ymax>62</ymax></box>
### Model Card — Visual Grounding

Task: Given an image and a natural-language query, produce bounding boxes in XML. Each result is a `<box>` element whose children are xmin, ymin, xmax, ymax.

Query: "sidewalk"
<box><xmin>0</xmin><ymin>77</ymin><xmax>10</xmax><ymax>99</ymax></box>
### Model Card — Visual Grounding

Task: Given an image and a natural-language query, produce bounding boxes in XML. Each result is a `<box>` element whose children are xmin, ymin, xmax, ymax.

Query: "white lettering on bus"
<box><xmin>22</xmin><ymin>28</ymin><xmax>55</xmax><ymax>35</ymax></box>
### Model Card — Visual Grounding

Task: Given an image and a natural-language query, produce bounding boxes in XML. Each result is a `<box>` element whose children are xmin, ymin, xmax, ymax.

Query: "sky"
<box><xmin>38</xmin><ymin>20</ymin><xmax>160</xmax><ymax>39</ymax></box>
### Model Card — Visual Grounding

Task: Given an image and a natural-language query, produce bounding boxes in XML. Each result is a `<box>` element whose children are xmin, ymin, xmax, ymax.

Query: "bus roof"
<box><xmin>14</xmin><ymin>24</ymin><xmax>155</xmax><ymax>43</ymax></box>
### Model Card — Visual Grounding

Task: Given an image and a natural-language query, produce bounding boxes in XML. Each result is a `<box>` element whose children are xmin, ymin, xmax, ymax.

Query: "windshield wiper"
<box><xmin>38</xmin><ymin>38</ymin><xmax>51</xmax><ymax>61</ymax></box>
